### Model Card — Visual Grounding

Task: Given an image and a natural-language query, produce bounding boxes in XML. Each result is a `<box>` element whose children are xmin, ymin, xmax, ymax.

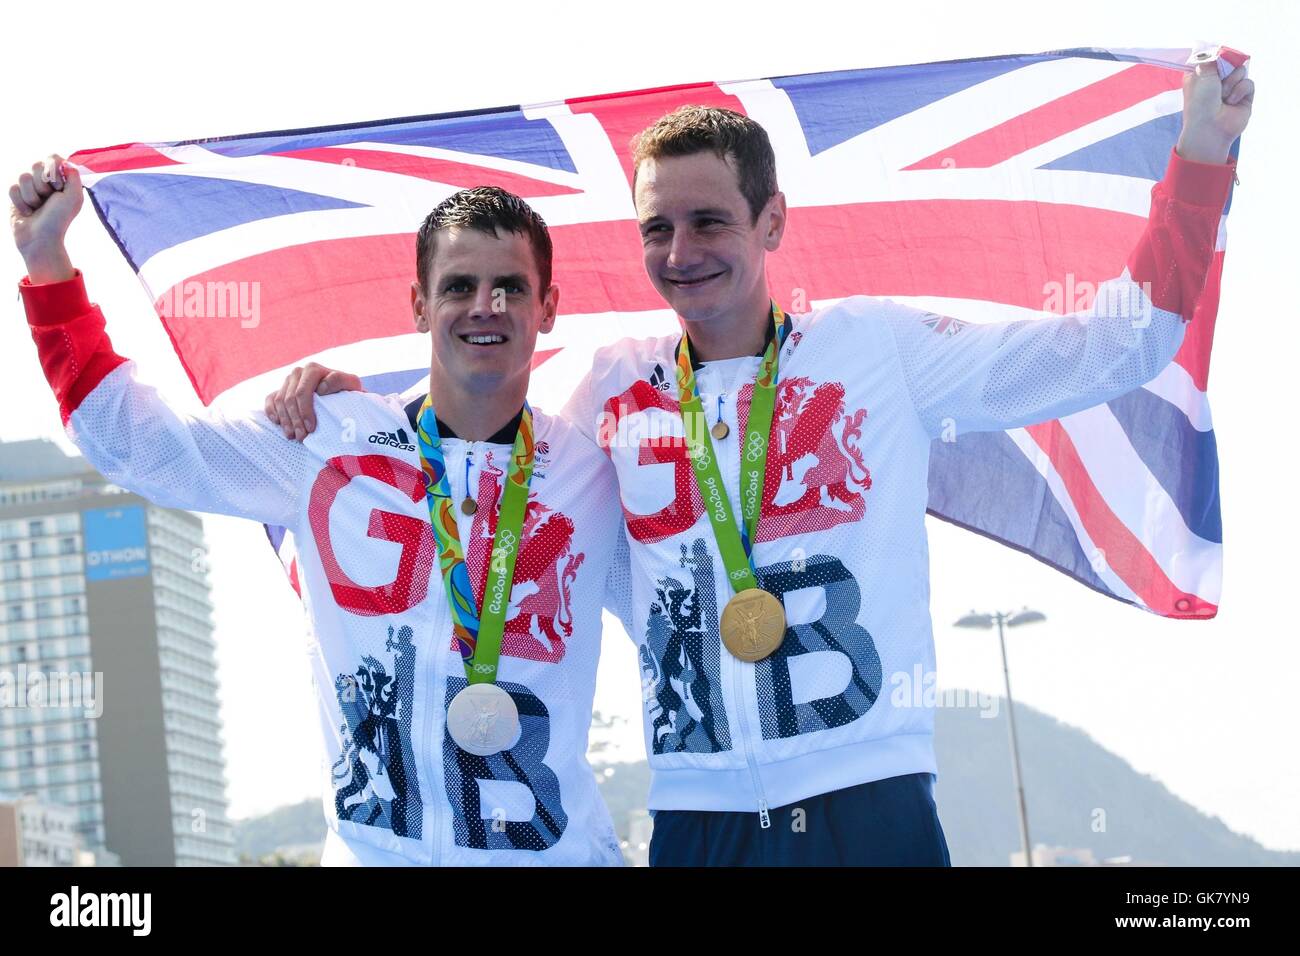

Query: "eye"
<box><xmin>501</xmin><ymin>281</ymin><xmax>525</xmax><ymax>295</ymax></box>
<box><xmin>444</xmin><ymin>280</ymin><xmax>472</xmax><ymax>294</ymax></box>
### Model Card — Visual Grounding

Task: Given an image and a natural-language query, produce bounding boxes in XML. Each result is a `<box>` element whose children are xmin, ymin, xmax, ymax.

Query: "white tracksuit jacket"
<box><xmin>22</xmin><ymin>273</ymin><xmax>626</xmax><ymax>865</ymax></box>
<box><xmin>562</xmin><ymin>146</ymin><xmax>1236</xmax><ymax>818</ymax></box>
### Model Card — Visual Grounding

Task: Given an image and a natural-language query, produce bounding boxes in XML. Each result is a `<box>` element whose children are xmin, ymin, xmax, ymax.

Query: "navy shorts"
<box><xmin>648</xmin><ymin>772</ymin><xmax>951</xmax><ymax>867</ymax></box>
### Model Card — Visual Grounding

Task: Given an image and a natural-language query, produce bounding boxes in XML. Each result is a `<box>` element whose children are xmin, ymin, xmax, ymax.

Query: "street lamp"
<box><xmin>953</xmin><ymin>606</ymin><xmax>1045</xmax><ymax>867</ymax></box>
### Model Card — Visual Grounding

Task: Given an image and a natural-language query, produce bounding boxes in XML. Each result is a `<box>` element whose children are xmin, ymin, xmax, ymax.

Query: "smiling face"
<box><xmin>634</xmin><ymin>150</ymin><xmax>785</xmax><ymax>330</ymax></box>
<box><xmin>411</xmin><ymin>225</ymin><xmax>558</xmax><ymax>395</ymax></box>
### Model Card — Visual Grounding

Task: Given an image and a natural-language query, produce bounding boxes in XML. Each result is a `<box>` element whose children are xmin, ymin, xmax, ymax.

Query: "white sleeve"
<box><xmin>879</xmin><ymin>146</ymin><xmax>1235</xmax><ymax>440</ymax></box>
<box><xmin>559</xmin><ymin>364</ymin><xmax>601</xmax><ymax>448</ymax></box>
<box><xmin>23</xmin><ymin>271</ymin><xmax>311</xmax><ymax>529</ymax></box>
<box><xmin>70</xmin><ymin>361</ymin><xmax>311</xmax><ymax>528</ymax></box>
<box><xmin>602</xmin><ymin>523</ymin><xmax>634</xmax><ymax>638</ymax></box>
<box><xmin>880</xmin><ymin>284</ymin><xmax>1186</xmax><ymax>440</ymax></box>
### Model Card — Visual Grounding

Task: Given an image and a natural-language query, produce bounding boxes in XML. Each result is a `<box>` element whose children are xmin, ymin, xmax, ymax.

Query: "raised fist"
<box><xmin>9</xmin><ymin>154</ymin><xmax>83</xmax><ymax>283</ymax></box>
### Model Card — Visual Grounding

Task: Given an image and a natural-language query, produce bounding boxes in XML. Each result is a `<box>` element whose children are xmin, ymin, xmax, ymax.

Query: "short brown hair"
<box><xmin>416</xmin><ymin>186</ymin><xmax>553</xmax><ymax>298</ymax></box>
<box><xmin>630</xmin><ymin>106</ymin><xmax>778</xmax><ymax>223</ymax></box>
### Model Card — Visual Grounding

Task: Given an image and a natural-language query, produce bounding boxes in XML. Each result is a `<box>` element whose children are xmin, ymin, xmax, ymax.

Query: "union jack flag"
<box><xmin>70</xmin><ymin>46</ymin><xmax>1239</xmax><ymax>619</ymax></box>
<box><xmin>921</xmin><ymin>314</ymin><xmax>969</xmax><ymax>337</ymax></box>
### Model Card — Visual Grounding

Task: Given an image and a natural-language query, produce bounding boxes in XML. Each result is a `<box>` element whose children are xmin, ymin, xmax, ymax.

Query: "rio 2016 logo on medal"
<box><xmin>720</xmin><ymin>588</ymin><xmax>787</xmax><ymax>662</ymax></box>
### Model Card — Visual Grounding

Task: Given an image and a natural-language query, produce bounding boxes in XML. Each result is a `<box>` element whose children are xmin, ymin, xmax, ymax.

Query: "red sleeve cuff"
<box><xmin>19</xmin><ymin>269</ymin><xmax>93</xmax><ymax>325</ymax></box>
<box><xmin>1163</xmin><ymin>146</ymin><xmax>1237</xmax><ymax>209</ymax></box>
<box><xmin>20</xmin><ymin>268</ymin><xmax>129</xmax><ymax>425</ymax></box>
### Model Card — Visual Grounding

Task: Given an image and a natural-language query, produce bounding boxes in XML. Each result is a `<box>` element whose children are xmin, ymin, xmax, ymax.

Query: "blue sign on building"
<box><xmin>83</xmin><ymin>506</ymin><xmax>150</xmax><ymax>581</ymax></box>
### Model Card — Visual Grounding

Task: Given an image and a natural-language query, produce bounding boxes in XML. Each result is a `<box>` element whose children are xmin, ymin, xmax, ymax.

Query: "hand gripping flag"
<box><xmin>70</xmin><ymin>46</ymin><xmax>1242</xmax><ymax>619</ymax></box>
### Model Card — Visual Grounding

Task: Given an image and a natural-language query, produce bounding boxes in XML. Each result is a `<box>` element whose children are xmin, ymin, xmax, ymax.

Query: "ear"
<box><xmin>762</xmin><ymin>191</ymin><xmax>787</xmax><ymax>253</ymax></box>
<box><xmin>411</xmin><ymin>280</ymin><xmax>429</xmax><ymax>333</ymax></box>
<box><xmin>538</xmin><ymin>283</ymin><xmax>560</xmax><ymax>335</ymax></box>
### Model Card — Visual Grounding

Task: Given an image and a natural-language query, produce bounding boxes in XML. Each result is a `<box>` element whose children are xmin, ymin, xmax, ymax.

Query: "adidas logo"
<box><xmin>648</xmin><ymin>363</ymin><xmax>671</xmax><ymax>392</ymax></box>
<box><xmin>368</xmin><ymin>428</ymin><xmax>415</xmax><ymax>452</ymax></box>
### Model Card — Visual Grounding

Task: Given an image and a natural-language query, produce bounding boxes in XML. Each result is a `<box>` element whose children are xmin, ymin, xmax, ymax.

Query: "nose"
<box><xmin>666</xmin><ymin>229</ymin><xmax>701</xmax><ymax>273</ymax></box>
<box><xmin>468</xmin><ymin>283</ymin><xmax>497</xmax><ymax>320</ymax></box>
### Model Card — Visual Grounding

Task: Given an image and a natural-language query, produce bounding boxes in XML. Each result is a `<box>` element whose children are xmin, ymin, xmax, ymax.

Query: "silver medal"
<box><xmin>447</xmin><ymin>683</ymin><xmax>520</xmax><ymax>756</ymax></box>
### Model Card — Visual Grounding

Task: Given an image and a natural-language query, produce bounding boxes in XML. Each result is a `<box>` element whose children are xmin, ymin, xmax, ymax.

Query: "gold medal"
<box><xmin>720</xmin><ymin>588</ymin><xmax>786</xmax><ymax>662</ymax></box>
<box><xmin>711</xmin><ymin>420</ymin><xmax>730</xmax><ymax>440</ymax></box>
<box><xmin>461</xmin><ymin>499</ymin><xmax>478</xmax><ymax>516</ymax></box>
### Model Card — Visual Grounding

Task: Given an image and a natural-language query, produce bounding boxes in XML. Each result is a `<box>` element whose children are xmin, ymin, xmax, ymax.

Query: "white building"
<box><xmin>0</xmin><ymin>439</ymin><xmax>236</xmax><ymax>865</ymax></box>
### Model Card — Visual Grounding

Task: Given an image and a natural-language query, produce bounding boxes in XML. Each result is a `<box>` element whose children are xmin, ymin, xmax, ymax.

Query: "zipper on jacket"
<box><xmin>706</xmin><ymin>367</ymin><xmax>771</xmax><ymax>829</ymax></box>
<box><xmin>465</xmin><ymin>446</ymin><xmax>475</xmax><ymax>508</ymax></box>
<box><xmin>732</xmin><ymin>658</ymin><xmax>771</xmax><ymax>828</ymax></box>
<box><xmin>423</xmin><ymin>441</ymin><xmax>468</xmax><ymax>865</ymax></box>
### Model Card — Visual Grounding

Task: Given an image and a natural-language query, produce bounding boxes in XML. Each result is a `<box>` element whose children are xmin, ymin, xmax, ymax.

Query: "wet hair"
<box><xmin>416</xmin><ymin>185</ymin><xmax>553</xmax><ymax>296</ymax></box>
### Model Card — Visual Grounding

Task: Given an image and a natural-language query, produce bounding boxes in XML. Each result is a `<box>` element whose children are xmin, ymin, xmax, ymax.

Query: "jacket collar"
<box><xmin>403</xmin><ymin>396</ymin><xmax>524</xmax><ymax>445</ymax></box>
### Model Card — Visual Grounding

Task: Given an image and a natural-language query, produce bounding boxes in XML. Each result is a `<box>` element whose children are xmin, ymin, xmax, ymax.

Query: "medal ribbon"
<box><xmin>675</xmin><ymin>301</ymin><xmax>788</xmax><ymax>594</ymax></box>
<box><xmin>416</xmin><ymin>398</ymin><xmax>534</xmax><ymax>685</ymax></box>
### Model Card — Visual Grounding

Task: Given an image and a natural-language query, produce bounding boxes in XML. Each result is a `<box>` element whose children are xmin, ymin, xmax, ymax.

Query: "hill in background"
<box><xmin>233</xmin><ymin>696</ymin><xmax>1298</xmax><ymax>866</ymax></box>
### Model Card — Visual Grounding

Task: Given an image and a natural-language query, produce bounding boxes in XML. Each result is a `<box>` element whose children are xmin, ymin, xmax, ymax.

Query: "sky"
<box><xmin>2</xmin><ymin>0</ymin><xmax>1297</xmax><ymax>852</ymax></box>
